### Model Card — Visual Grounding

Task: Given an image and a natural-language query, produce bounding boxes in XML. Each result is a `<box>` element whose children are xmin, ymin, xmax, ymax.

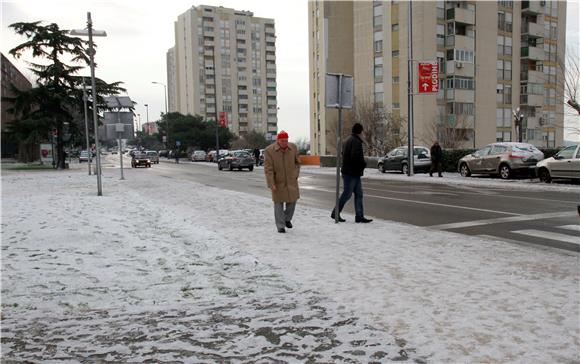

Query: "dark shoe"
<box><xmin>277</xmin><ymin>228</ymin><xmax>286</xmax><ymax>233</ymax></box>
<box><xmin>355</xmin><ymin>217</ymin><xmax>373</xmax><ymax>223</ymax></box>
<box><xmin>438</xmin><ymin>174</ymin><xmax>443</xmax><ymax>177</ymax></box>
<box><xmin>330</xmin><ymin>211</ymin><xmax>346</xmax><ymax>222</ymax></box>
<box><xmin>285</xmin><ymin>221</ymin><xmax>293</xmax><ymax>229</ymax></box>
<box><xmin>429</xmin><ymin>173</ymin><xmax>433</xmax><ymax>177</ymax></box>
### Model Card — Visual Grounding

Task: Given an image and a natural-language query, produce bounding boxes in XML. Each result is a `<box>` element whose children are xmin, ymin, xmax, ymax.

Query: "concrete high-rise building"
<box><xmin>309</xmin><ymin>1</ymin><xmax>567</xmax><ymax>155</ymax></box>
<box><xmin>169</xmin><ymin>5</ymin><xmax>278</xmax><ymax>139</ymax></box>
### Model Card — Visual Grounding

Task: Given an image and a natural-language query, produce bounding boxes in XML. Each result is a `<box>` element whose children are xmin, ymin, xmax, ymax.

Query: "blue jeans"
<box><xmin>337</xmin><ymin>174</ymin><xmax>364</xmax><ymax>218</ymax></box>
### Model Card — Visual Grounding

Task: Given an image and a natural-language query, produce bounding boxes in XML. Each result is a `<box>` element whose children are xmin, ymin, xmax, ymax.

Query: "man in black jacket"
<box><xmin>331</xmin><ymin>123</ymin><xmax>373</xmax><ymax>223</ymax></box>
<box><xmin>429</xmin><ymin>140</ymin><xmax>443</xmax><ymax>177</ymax></box>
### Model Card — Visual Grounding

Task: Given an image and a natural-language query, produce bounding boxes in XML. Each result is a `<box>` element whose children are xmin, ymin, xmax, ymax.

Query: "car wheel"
<box><xmin>377</xmin><ymin>163</ymin><xmax>383</xmax><ymax>172</ymax></box>
<box><xmin>229</xmin><ymin>163</ymin><xmax>233</xmax><ymax>171</ymax></box>
<box><xmin>249</xmin><ymin>165</ymin><xmax>254</xmax><ymax>171</ymax></box>
<box><xmin>499</xmin><ymin>164</ymin><xmax>511</xmax><ymax>180</ymax></box>
<box><xmin>538</xmin><ymin>168</ymin><xmax>551</xmax><ymax>183</ymax></box>
<box><xmin>218</xmin><ymin>163</ymin><xmax>223</xmax><ymax>170</ymax></box>
<box><xmin>401</xmin><ymin>163</ymin><xmax>408</xmax><ymax>175</ymax></box>
<box><xmin>459</xmin><ymin>163</ymin><xmax>471</xmax><ymax>177</ymax></box>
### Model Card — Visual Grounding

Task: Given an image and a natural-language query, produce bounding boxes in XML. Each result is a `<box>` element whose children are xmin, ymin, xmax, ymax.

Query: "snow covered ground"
<box><xmin>1</xmin><ymin>162</ymin><xmax>579</xmax><ymax>363</ymax></box>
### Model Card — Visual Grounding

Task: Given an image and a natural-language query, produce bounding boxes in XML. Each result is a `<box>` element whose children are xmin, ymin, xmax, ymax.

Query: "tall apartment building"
<box><xmin>169</xmin><ymin>5</ymin><xmax>278</xmax><ymax>139</ymax></box>
<box><xmin>309</xmin><ymin>1</ymin><xmax>566</xmax><ymax>156</ymax></box>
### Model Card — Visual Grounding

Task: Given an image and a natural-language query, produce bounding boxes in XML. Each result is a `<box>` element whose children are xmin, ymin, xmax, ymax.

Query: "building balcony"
<box><xmin>268</xmin><ymin>116</ymin><xmax>277</xmax><ymax>123</ymax></box>
<box><xmin>206</xmin><ymin>107</ymin><xmax>216</xmax><ymax>113</ymax></box>
<box><xmin>205</xmin><ymin>87</ymin><xmax>215</xmax><ymax>94</ymax></box>
<box><xmin>204</xmin><ymin>40</ymin><xmax>214</xmax><ymax>47</ymax></box>
<box><xmin>267</xmin><ymin>125</ymin><xmax>278</xmax><ymax>132</ymax></box>
<box><xmin>266</xmin><ymin>71</ymin><xmax>276</xmax><ymax>78</ymax></box>
<box><xmin>206</xmin><ymin>98</ymin><xmax>216</xmax><ymax>104</ymax></box>
<box><xmin>266</xmin><ymin>45</ymin><xmax>276</xmax><ymax>52</ymax></box>
<box><xmin>267</xmin><ymin>99</ymin><xmax>277</xmax><ymax>106</ymax></box>
<box><xmin>445</xmin><ymin>61</ymin><xmax>475</xmax><ymax>77</ymax></box>
<box><xmin>522</xmin><ymin>22</ymin><xmax>544</xmax><ymax>38</ymax></box>
<box><xmin>267</xmin><ymin>81</ymin><xmax>276</xmax><ymax>88</ymax></box>
<box><xmin>266</xmin><ymin>54</ymin><xmax>276</xmax><ymax>61</ymax></box>
<box><xmin>205</xmin><ymin>78</ymin><xmax>215</xmax><ymax>85</ymax></box>
<box><xmin>445</xmin><ymin>89</ymin><xmax>475</xmax><ymax>102</ymax></box>
<box><xmin>521</xmin><ymin>70</ymin><xmax>545</xmax><ymax>83</ymax></box>
<box><xmin>446</xmin><ymin>7</ymin><xmax>475</xmax><ymax>25</ymax></box>
<box><xmin>520</xmin><ymin>94</ymin><xmax>544</xmax><ymax>106</ymax></box>
<box><xmin>204</xmin><ymin>30</ymin><xmax>215</xmax><ymax>37</ymax></box>
<box><xmin>522</xmin><ymin>1</ymin><xmax>544</xmax><ymax>14</ymax></box>
<box><xmin>238</xmin><ymin>89</ymin><xmax>248</xmax><ymax>95</ymax></box>
<box><xmin>266</xmin><ymin>36</ymin><xmax>276</xmax><ymax>43</ymax></box>
<box><xmin>205</xmin><ymin>69</ymin><xmax>214</xmax><ymax>75</ymax></box>
<box><xmin>267</xmin><ymin>90</ymin><xmax>277</xmax><ymax>96</ymax></box>
<box><xmin>204</xmin><ymin>49</ymin><xmax>214</xmax><ymax>56</ymax></box>
<box><xmin>521</xmin><ymin>46</ymin><xmax>545</xmax><ymax>61</ymax></box>
<box><xmin>444</xmin><ymin>34</ymin><xmax>474</xmax><ymax>49</ymax></box>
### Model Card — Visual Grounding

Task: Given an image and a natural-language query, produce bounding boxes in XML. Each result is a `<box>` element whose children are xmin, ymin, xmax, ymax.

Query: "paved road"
<box><xmin>152</xmin><ymin>159</ymin><xmax>580</xmax><ymax>252</ymax></box>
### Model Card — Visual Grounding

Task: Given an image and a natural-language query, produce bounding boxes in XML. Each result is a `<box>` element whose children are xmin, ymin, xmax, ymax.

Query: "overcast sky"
<box><xmin>2</xmin><ymin>1</ymin><xmax>579</xmax><ymax>142</ymax></box>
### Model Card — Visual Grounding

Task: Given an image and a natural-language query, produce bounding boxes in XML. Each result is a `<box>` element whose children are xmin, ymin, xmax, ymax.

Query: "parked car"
<box><xmin>458</xmin><ymin>142</ymin><xmax>544</xmax><ymax>180</ymax></box>
<box><xmin>158</xmin><ymin>150</ymin><xmax>169</xmax><ymax>158</ymax></box>
<box><xmin>191</xmin><ymin>150</ymin><xmax>207</xmax><ymax>161</ymax></box>
<box><xmin>131</xmin><ymin>153</ymin><xmax>152</xmax><ymax>168</ymax></box>
<box><xmin>377</xmin><ymin>146</ymin><xmax>431</xmax><ymax>174</ymax></box>
<box><xmin>79</xmin><ymin>150</ymin><xmax>92</xmax><ymax>163</ymax></box>
<box><xmin>218</xmin><ymin>150</ymin><xmax>255</xmax><ymax>171</ymax></box>
<box><xmin>145</xmin><ymin>150</ymin><xmax>159</xmax><ymax>164</ymax></box>
<box><xmin>535</xmin><ymin>144</ymin><xmax>580</xmax><ymax>183</ymax></box>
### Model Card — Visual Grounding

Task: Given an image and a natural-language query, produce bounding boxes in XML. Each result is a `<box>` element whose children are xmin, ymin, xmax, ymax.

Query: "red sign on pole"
<box><xmin>418</xmin><ymin>61</ymin><xmax>439</xmax><ymax>94</ymax></box>
<box><xmin>219</xmin><ymin>112</ymin><xmax>227</xmax><ymax>127</ymax></box>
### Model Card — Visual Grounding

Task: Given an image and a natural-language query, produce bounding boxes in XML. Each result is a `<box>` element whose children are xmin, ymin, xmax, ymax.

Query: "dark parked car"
<box><xmin>218</xmin><ymin>150</ymin><xmax>254</xmax><ymax>171</ymax></box>
<box><xmin>458</xmin><ymin>142</ymin><xmax>544</xmax><ymax>179</ymax></box>
<box><xmin>131</xmin><ymin>153</ymin><xmax>151</xmax><ymax>168</ymax></box>
<box><xmin>377</xmin><ymin>146</ymin><xmax>431</xmax><ymax>174</ymax></box>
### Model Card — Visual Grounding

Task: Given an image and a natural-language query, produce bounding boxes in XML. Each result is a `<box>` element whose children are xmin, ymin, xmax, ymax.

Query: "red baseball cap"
<box><xmin>277</xmin><ymin>130</ymin><xmax>289</xmax><ymax>140</ymax></box>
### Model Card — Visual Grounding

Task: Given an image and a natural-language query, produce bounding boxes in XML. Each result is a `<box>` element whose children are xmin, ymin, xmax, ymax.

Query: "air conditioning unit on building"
<box><xmin>455</xmin><ymin>61</ymin><xmax>463</xmax><ymax>68</ymax></box>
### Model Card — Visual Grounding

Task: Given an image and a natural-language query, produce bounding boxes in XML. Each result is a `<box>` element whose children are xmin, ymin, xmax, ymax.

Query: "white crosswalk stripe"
<box><xmin>558</xmin><ymin>225</ymin><xmax>580</xmax><ymax>232</ymax></box>
<box><xmin>512</xmin><ymin>229</ymin><xmax>580</xmax><ymax>245</ymax></box>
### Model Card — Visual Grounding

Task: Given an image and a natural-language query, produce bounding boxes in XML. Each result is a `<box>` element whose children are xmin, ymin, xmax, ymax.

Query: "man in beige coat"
<box><xmin>264</xmin><ymin>130</ymin><xmax>301</xmax><ymax>233</ymax></box>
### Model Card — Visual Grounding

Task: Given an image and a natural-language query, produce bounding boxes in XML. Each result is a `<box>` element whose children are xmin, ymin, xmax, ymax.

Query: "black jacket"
<box><xmin>341</xmin><ymin>133</ymin><xmax>366</xmax><ymax>176</ymax></box>
<box><xmin>430</xmin><ymin>144</ymin><xmax>443</xmax><ymax>162</ymax></box>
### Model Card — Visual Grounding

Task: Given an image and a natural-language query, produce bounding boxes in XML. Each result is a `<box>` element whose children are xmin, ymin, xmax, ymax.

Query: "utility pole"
<box><xmin>407</xmin><ymin>0</ymin><xmax>415</xmax><ymax>176</ymax></box>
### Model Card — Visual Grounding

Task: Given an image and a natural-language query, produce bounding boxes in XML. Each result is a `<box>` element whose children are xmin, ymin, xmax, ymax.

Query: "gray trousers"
<box><xmin>274</xmin><ymin>202</ymin><xmax>296</xmax><ymax>229</ymax></box>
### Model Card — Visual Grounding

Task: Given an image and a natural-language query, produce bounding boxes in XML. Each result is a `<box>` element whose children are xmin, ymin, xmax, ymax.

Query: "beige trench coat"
<box><xmin>264</xmin><ymin>142</ymin><xmax>301</xmax><ymax>203</ymax></box>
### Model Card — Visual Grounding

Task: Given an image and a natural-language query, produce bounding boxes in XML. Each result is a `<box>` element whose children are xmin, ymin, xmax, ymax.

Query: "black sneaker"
<box><xmin>285</xmin><ymin>221</ymin><xmax>293</xmax><ymax>229</ymax></box>
<box><xmin>277</xmin><ymin>228</ymin><xmax>286</xmax><ymax>233</ymax></box>
<box><xmin>330</xmin><ymin>211</ymin><xmax>346</xmax><ymax>222</ymax></box>
<box><xmin>355</xmin><ymin>217</ymin><xmax>373</xmax><ymax>223</ymax></box>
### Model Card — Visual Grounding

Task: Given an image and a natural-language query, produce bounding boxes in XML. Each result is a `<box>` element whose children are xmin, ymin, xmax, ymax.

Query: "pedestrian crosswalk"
<box><xmin>512</xmin><ymin>225</ymin><xmax>580</xmax><ymax>245</ymax></box>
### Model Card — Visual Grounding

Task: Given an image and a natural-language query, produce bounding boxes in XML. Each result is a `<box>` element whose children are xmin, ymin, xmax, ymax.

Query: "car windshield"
<box><xmin>146</xmin><ymin>152</ymin><xmax>157</xmax><ymax>156</ymax></box>
<box><xmin>234</xmin><ymin>152</ymin><xmax>250</xmax><ymax>157</ymax></box>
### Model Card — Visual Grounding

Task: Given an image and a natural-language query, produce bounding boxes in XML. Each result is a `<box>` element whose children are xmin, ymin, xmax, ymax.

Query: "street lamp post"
<box><xmin>70</xmin><ymin>12</ymin><xmax>107</xmax><ymax>196</ymax></box>
<box><xmin>81</xmin><ymin>77</ymin><xmax>91</xmax><ymax>175</ymax></box>
<box><xmin>144</xmin><ymin>103</ymin><xmax>149</xmax><ymax>129</ymax></box>
<box><xmin>152</xmin><ymin>81</ymin><xmax>168</xmax><ymax>148</ymax></box>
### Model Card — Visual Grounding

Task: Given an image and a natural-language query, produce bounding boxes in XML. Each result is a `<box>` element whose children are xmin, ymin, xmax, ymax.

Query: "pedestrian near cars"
<box><xmin>331</xmin><ymin>123</ymin><xmax>373</xmax><ymax>223</ymax></box>
<box><xmin>429</xmin><ymin>140</ymin><xmax>443</xmax><ymax>177</ymax></box>
<box><xmin>253</xmin><ymin>147</ymin><xmax>260</xmax><ymax>166</ymax></box>
<box><xmin>264</xmin><ymin>130</ymin><xmax>301</xmax><ymax>233</ymax></box>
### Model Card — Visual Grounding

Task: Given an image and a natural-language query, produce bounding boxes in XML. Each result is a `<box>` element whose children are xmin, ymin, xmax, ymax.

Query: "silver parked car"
<box><xmin>458</xmin><ymin>142</ymin><xmax>544</xmax><ymax>179</ymax></box>
<box><xmin>535</xmin><ymin>144</ymin><xmax>580</xmax><ymax>183</ymax></box>
<box><xmin>218</xmin><ymin>150</ymin><xmax>254</xmax><ymax>171</ymax></box>
<box><xmin>145</xmin><ymin>150</ymin><xmax>159</xmax><ymax>164</ymax></box>
<box><xmin>191</xmin><ymin>150</ymin><xmax>207</xmax><ymax>162</ymax></box>
<box><xmin>377</xmin><ymin>146</ymin><xmax>431</xmax><ymax>174</ymax></box>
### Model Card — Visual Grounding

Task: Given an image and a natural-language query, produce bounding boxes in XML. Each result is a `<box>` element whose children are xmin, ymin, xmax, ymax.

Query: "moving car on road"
<box><xmin>377</xmin><ymin>146</ymin><xmax>431</xmax><ymax>174</ymax></box>
<box><xmin>145</xmin><ymin>151</ymin><xmax>159</xmax><ymax>164</ymax></box>
<box><xmin>79</xmin><ymin>150</ymin><xmax>92</xmax><ymax>163</ymax></box>
<box><xmin>536</xmin><ymin>144</ymin><xmax>580</xmax><ymax>183</ymax></box>
<box><xmin>458</xmin><ymin>142</ymin><xmax>543</xmax><ymax>179</ymax></box>
<box><xmin>218</xmin><ymin>150</ymin><xmax>254</xmax><ymax>171</ymax></box>
<box><xmin>131</xmin><ymin>153</ymin><xmax>151</xmax><ymax>168</ymax></box>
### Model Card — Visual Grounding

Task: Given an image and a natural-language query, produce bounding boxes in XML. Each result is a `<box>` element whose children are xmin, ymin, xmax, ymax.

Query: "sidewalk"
<box><xmin>1</xmin><ymin>167</ymin><xmax>578</xmax><ymax>362</ymax></box>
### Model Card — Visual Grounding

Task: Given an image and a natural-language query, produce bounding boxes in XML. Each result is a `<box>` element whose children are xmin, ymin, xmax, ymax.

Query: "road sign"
<box><xmin>175</xmin><ymin>140</ymin><xmax>181</xmax><ymax>147</ymax></box>
<box><xmin>325</xmin><ymin>73</ymin><xmax>353</xmax><ymax>109</ymax></box>
<box><xmin>418</xmin><ymin>61</ymin><xmax>439</xmax><ymax>94</ymax></box>
<box><xmin>219</xmin><ymin>112</ymin><xmax>227</xmax><ymax>127</ymax></box>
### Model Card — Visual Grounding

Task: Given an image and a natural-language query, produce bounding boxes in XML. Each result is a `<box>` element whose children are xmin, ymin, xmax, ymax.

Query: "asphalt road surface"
<box><xmin>151</xmin><ymin>159</ymin><xmax>580</xmax><ymax>253</ymax></box>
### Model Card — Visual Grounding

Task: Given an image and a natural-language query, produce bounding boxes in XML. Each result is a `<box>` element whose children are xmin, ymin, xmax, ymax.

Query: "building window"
<box><xmin>374</xmin><ymin>40</ymin><xmax>383</xmax><ymax>53</ymax></box>
<box><xmin>393</xmin><ymin>76</ymin><xmax>400</xmax><ymax>84</ymax></box>
<box><xmin>392</xmin><ymin>50</ymin><xmax>400</xmax><ymax>57</ymax></box>
<box><xmin>374</xmin><ymin>65</ymin><xmax>383</xmax><ymax>81</ymax></box>
<box><xmin>391</xmin><ymin>24</ymin><xmax>399</xmax><ymax>32</ymax></box>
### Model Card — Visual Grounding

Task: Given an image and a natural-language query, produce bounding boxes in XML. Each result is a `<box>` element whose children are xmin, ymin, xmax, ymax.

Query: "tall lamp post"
<box><xmin>81</xmin><ymin>77</ymin><xmax>91</xmax><ymax>175</ymax></box>
<box><xmin>144</xmin><ymin>103</ymin><xmax>149</xmax><ymax>130</ymax></box>
<box><xmin>71</xmin><ymin>12</ymin><xmax>107</xmax><ymax>196</ymax></box>
<box><xmin>152</xmin><ymin>81</ymin><xmax>169</xmax><ymax>148</ymax></box>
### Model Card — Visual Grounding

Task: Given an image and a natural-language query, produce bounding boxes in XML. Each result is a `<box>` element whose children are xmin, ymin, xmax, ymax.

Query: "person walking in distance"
<box><xmin>253</xmin><ymin>147</ymin><xmax>261</xmax><ymax>166</ymax></box>
<box><xmin>331</xmin><ymin>123</ymin><xmax>372</xmax><ymax>223</ymax></box>
<box><xmin>429</xmin><ymin>140</ymin><xmax>443</xmax><ymax>177</ymax></box>
<box><xmin>264</xmin><ymin>131</ymin><xmax>301</xmax><ymax>233</ymax></box>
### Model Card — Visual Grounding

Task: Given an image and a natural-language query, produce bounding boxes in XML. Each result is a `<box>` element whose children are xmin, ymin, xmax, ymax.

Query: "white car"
<box><xmin>191</xmin><ymin>150</ymin><xmax>207</xmax><ymax>162</ymax></box>
<box><xmin>536</xmin><ymin>145</ymin><xmax>580</xmax><ymax>183</ymax></box>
